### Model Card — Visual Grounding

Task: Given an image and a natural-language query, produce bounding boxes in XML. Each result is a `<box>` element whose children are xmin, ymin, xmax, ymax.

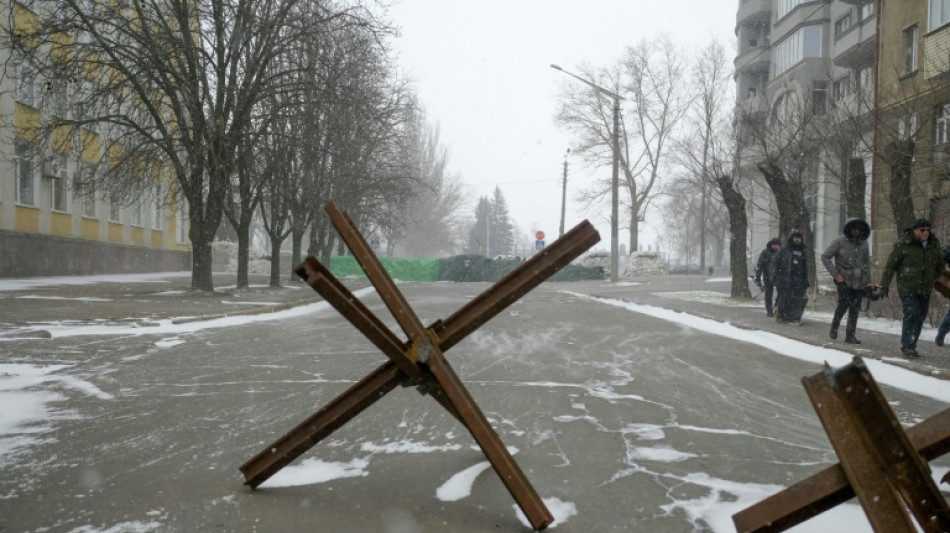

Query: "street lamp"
<box><xmin>550</xmin><ymin>64</ymin><xmax>622</xmax><ymax>281</ymax></box>
<box><xmin>559</xmin><ymin>148</ymin><xmax>570</xmax><ymax>238</ymax></box>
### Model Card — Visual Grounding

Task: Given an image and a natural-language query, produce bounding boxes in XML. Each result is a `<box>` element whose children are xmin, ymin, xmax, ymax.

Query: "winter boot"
<box><xmin>845</xmin><ymin>335</ymin><xmax>861</xmax><ymax>344</ymax></box>
<box><xmin>937</xmin><ymin>330</ymin><xmax>947</xmax><ymax>347</ymax></box>
<box><xmin>829</xmin><ymin>323</ymin><xmax>838</xmax><ymax>340</ymax></box>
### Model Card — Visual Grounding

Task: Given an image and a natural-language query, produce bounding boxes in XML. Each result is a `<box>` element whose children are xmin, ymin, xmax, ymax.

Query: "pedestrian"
<box><xmin>933</xmin><ymin>244</ymin><xmax>950</xmax><ymax>346</ymax></box>
<box><xmin>880</xmin><ymin>218</ymin><xmax>945</xmax><ymax>357</ymax></box>
<box><xmin>821</xmin><ymin>218</ymin><xmax>871</xmax><ymax>344</ymax></box>
<box><xmin>753</xmin><ymin>237</ymin><xmax>781</xmax><ymax>317</ymax></box>
<box><xmin>770</xmin><ymin>229</ymin><xmax>809</xmax><ymax>325</ymax></box>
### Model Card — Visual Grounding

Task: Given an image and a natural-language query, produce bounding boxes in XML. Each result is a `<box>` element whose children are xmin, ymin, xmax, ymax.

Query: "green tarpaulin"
<box><xmin>329</xmin><ymin>256</ymin><xmax>440</xmax><ymax>282</ymax></box>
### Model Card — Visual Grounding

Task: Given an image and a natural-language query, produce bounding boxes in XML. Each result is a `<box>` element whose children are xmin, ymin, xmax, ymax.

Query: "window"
<box><xmin>812</xmin><ymin>86</ymin><xmax>827</xmax><ymax>115</ymax></box>
<box><xmin>859</xmin><ymin>2</ymin><xmax>875</xmax><ymax>20</ymax></box>
<box><xmin>15</xmin><ymin>53</ymin><xmax>34</xmax><ymax>107</ymax></box>
<box><xmin>176</xmin><ymin>192</ymin><xmax>188</xmax><ymax>243</ymax></box>
<box><xmin>774</xmin><ymin>26</ymin><xmax>823</xmax><ymax>76</ymax></box>
<box><xmin>904</xmin><ymin>25</ymin><xmax>919</xmax><ymax>75</ymax></box>
<box><xmin>49</xmin><ymin>81</ymin><xmax>68</xmax><ymax>117</ymax></box>
<box><xmin>931</xmin><ymin>0</ymin><xmax>950</xmax><ymax>31</ymax></box>
<box><xmin>16</xmin><ymin>141</ymin><xmax>35</xmax><ymax>206</ymax></box>
<box><xmin>749</xmin><ymin>38</ymin><xmax>758</xmax><ymax>48</ymax></box>
<box><xmin>938</xmin><ymin>104</ymin><xmax>950</xmax><ymax>145</ymax></box>
<box><xmin>77</xmin><ymin>166</ymin><xmax>96</xmax><ymax>217</ymax></box>
<box><xmin>835</xmin><ymin>14</ymin><xmax>853</xmax><ymax>37</ymax></box>
<box><xmin>152</xmin><ymin>183</ymin><xmax>164</xmax><ymax>230</ymax></box>
<box><xmin>777</xmin><ymin>0</ymin><xmax>805</xmax><ymax>20</ymax></box>
<box><xmin>747</xmin><ymin>87</ymin><xmax>757</xmax><ymax>99</ymax></box>
<box><xmin>899</xmin><ymin>112</ymin><xmax>918</xmax><ymax>141</ymax></box>
<box><xmin>856</xmin><ymin>67</ymin><xmax>873</xmax><ymax>94</ymax></box>
<box><xmin>833</xmin><ymin>77</ymin><xmax>851</xmax><ymax>102</ymax></box>
<box><xmin>49</xmin><ymin>153</ymin><xmax>68</xmax><ymax>212</ymax></box>
<box><xmin>109</xmin><ymin>191</ymin><xmax>121</xmax><ymax>222</ymax></box>
<box><xmin>130</xmin><ymin>195</ymin><xmax>142</xmax><ymax>226</ymax></box>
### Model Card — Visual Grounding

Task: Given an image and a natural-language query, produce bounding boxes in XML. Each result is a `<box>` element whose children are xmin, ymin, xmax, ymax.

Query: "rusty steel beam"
<box><xmin>326</xmin><ymin>203</ymin><xmax>428</xmax><ymax>343</ymax></box>
<box><xmin>240</xmin><ymin>361</ymin><xmax>403</xmax><ymax>488</ymax></box>
<box><xmin>831</xmin><ymin>359</ymin><xmax>950</xmax><ymax>531</ymax></box>
<box><xmin>802</xmin><ymin>366</ymin><xmax>916</xmax><ymax>533</ymax></box>
<box><xmin>733</xmin><ymin>407</ymin><xmax>950</xmax><ymax>533</ymax></box>
<box><xmin>322</xmin><ymin>205</ymin><xmax>553</xmax><ymax>529</ymax></box>
<box><xmin>433</xmin><ymin>219</ymin><xmax>600</xmax><ymax>352</ymax></box>
<box><xmin>240</xmin><ymin>202</ymin><xmax>592</xmax><ymax>529</ymax></box>
<box><xmin>423</xmin><ymin>340</ymin><xmax>554</xmax><ymax>531</ymax></box>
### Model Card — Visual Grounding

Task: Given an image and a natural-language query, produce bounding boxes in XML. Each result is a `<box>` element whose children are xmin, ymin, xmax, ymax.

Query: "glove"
<box><xmin>881</xmin><ymin>286</ymin><xmax>889</xmax><ymax>298</ymax></box>
<box><xmin>754</xmin><ymin>278</ymin><xmax>762</xmax><ymax>289</ymax></box>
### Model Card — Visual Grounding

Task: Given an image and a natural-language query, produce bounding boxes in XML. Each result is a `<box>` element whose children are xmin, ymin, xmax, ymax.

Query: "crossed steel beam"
<box><xmin>733</xmin><ymin>356</ymin><xmax>950</xmax><ymax>533</ymax></box>
<box><xmin>240</xmin><ymin>202</ymin><xmax>600</xmax><ymax>531</ymax></box>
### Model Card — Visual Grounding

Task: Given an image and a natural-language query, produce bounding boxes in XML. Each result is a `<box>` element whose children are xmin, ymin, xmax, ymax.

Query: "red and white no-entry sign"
<box><xmin>535</xmin><ymin>231</ymin><xmax>545</xmax><ymax>241</ymax></box>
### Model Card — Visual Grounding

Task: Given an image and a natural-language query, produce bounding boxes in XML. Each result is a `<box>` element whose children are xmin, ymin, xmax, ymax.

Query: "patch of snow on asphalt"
<box><xmin>0</xmin><ymin>364</ymin><xmax>111</xmax><ymax>464</ymax></box>
<box><xmin>260</xmin><ymin>457</ymin><xmax>370</xmax><ymax>488</ymax></box>
<box><xmin>435</xmin><ymin>460</ymin><xmax>493</xmax><ymax>501</ymax></box>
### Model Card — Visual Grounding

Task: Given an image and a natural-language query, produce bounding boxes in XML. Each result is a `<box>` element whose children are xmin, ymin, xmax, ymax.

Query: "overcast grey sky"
<box><xmin>389</xmin><ymin>1</ymin><xmax>737</xmax><ymax>252</ymax></box>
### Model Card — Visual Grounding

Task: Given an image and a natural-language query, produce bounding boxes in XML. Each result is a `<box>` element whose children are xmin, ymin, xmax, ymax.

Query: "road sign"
<box><xmin>536</xmin><ymin>231</ymin><xmax>545</xmax><ymax>241</ymax></box>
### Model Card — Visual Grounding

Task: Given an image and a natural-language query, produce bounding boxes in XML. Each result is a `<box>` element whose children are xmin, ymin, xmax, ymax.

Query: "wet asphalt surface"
<box><xmin>1</xmin><ymin>272</ymin><xmax>949</xmax><ymax>532</ymax></box>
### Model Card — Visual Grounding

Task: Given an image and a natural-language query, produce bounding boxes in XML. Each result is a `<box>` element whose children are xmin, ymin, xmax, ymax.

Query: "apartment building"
<box><xmin>0</xmin><ymin>1</ymin><xmax>190</xmax><ymax>277</ymax></box>
<box><xmin>735</xmin><ymin>0</ymin><xmax>876</xmax><ymax>265</ymax></box>
<box><xmin>872</xmin><ymin>0</ymin><xmax>950</xmax><ymax>268</ymax></box>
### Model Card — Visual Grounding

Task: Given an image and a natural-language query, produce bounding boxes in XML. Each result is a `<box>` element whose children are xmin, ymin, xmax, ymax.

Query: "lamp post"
<box><xmin>559</xmin><ymin>148</ymin><xmax>570</xmax><ymax>237</ymax></box>
<box><xmin>551</xmin><ymin>64</ymin><xmax>622</xmax><ymax>281</ymax></box>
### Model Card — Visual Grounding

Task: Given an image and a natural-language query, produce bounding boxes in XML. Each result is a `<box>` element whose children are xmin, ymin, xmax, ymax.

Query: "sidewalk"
<box><xmin>585</xmin><ymin>274</ymin><xmax>950</xmax><ymax>379</ymax></box>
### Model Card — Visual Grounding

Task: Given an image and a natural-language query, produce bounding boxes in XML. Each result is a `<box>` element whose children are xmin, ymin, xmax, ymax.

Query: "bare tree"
<box><xmin>2</xmin><ymin>0</ymin><xmax>360</xmax><ymax>291</ymax></box>
<box><xmin>390</xmin><ymin>119</ymin><xmax>466</xmax><ymax>258</ymax></box>
<box><xmin>555</xmin><ymin>35</ymin><xmax>689</xmax><ymax>253</ymax></box>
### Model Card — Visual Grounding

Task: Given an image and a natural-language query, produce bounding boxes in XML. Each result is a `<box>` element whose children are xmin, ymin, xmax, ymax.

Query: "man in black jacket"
<box><xmin>754</xmin><ymin>238</ymin><xmax>781</xmax><ymax>317</ymax></box>
<box><xmin>771</xmin><ymin>229</ymin><xmax>809</xmax><ymax>325</ymax></box>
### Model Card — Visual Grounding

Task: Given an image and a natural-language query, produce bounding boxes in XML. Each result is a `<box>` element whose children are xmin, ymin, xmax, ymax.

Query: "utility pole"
<box><xmin>559</xmin><ymin>148</ymin><xmax>570</xmax><ymax>237</ymax></box>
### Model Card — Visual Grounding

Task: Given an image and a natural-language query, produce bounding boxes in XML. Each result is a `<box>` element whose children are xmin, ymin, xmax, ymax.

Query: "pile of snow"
<box><xmin>623</xmin><ymin>251</ymin><xmax>667</xmax><ymax>277</ymax></box>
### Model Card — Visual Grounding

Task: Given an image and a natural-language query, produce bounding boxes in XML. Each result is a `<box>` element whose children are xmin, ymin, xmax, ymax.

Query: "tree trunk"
<box><xmin>716</xmin><ymin>176</ymin><xmax>751</xmax><ymax>298</ymax></box>
<box><xmin>846</xmin><ymin>158</ymin><xmax>868</xmax><ymax>221</ymax></box>
<box><xmin>191</xmin><ymin>234</ymin><xmax>215</xmax><ymax>292</ymax></box>
<box><xmin>884</xmin><ymin>140</ymin><xmax>917</xmax><ymax>231</ymax></box>
<box><xmin>269</xmin><ymin>234</ymin><xmax>285</xmax><ymax>287</ymax></box>
<box><xmin>290</xmin><ymin>227</ymin><xmax>305</xmax><ymax>279</ymax></box>
<box><xmin>699</xmin><ymin>181</ymin><xmax>707</xmax><ymax>271</ymax></box>
<box><xmin>236</xmin><ymin>231</ymin><xmax>249</xmax><ymax>290</ymax></box>
<box><xmin>187</xmin><ymin>197</ymin><xmax>222</xmax><ymax>292</ymax></box>
<box><xmin>629</xmin><ymin>205</ymin><xmax>639</xmax><ymax>253</ymax></box>
<box><xmin>757</xmin><ymin>161</ymin><xmax>816</xmax><ymax>285</ymax></box>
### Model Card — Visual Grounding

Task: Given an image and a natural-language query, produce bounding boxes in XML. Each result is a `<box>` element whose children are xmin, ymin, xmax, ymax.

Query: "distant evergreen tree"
<box><xmin>466</xmin><ymin>197</ymin><xmax>492</xmax><ymax>255</ymax></box>
<box><xmin>489</xmin><ymin>187</ymin><xmax>514</xmax><ymax>256</ymax></box>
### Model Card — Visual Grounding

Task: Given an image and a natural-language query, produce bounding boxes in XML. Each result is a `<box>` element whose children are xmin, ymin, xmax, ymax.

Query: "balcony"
<box><xmin>737</xmin><ymin>0</ymin><xmax>770</xmax><ymax>27</ymax></box>
<box><xmin>734</xmin><ymin>46</ymin><xmax>770</xmax><ymax>76</ymax></box>
<box><xmin>833</xmin><ymin>20</ymin><xmax>876</xmax><ymax>68</ymax></box>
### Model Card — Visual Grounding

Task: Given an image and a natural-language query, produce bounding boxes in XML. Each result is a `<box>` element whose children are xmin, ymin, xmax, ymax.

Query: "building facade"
<box><xmin>0</xmin><ymin>1</ymin><xmax>191</xmax><ymax>277</ymax></box>
<box><xmin>735</xmin><ymin>0</ymin><xmax>876</xmax><ymax>274</ymax></box>
<box><xmin>872</xmin><ymin>0</ymin><xmax>950</xmax><ymax>270</ymax></box>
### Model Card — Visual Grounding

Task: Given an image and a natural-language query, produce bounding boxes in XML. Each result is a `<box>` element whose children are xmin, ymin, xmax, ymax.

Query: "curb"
<box><xmin>170</xmin><ymin>297</ymin><xmax>322</xmax><ymax>325</ymax></box>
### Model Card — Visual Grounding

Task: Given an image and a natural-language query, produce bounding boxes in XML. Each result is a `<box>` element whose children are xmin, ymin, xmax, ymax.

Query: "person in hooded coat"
<box><xmin>880</xmin><ymin>218</ymin><xmax>944</xmax><ymax>357</ymax></box>
<box><xmin>770</xmin><ymin>229</ymin><xmax>809</xmax><ymax>324</ymax></box>
<box><xmin>821</xmin><ymin>218</ymin><xmax>871</xmax><ymax>344</ymax></box>
<box><xmin>754</xmin><ymin>237</ymin><xmax>781</xmax><ymax>317</ymax></box>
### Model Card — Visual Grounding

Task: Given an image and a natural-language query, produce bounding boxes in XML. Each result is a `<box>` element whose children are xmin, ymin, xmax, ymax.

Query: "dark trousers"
<box><xmin>776</xmin><ymin>285</ymin><xmax>807</xmax><ymax>321</ymax></box>
<box><xmin>832</xmin><ymin>284</ymin><xmax>863</xmax><ymax>338</ymax></box>
<box><xmin>763</xmin><ymin>282</ymin><xmax>775</xmax><ymax>314</ymax></box>
<box><xmin>899</xmin><ymin>292</ymin><xmax>931</xmax><ymax>350</ymax></box>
